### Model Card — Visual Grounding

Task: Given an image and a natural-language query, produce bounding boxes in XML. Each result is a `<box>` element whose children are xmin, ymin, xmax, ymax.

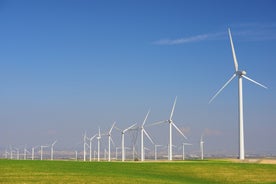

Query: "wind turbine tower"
<box><xmin>200</xmin><ymin>136</ymin><xmax>204</xmax><ymax>160</ymax></box>
<box><xmin>83</xmin><ymin>131</ymin><xmax>87</xmax><ymax>161</ymax></box>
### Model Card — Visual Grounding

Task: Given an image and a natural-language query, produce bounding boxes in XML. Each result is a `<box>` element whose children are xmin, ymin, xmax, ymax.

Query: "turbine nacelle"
<box><xmin>236</xmin><ymin>70</ymin><xmax>246</xmax><ymax>76</ymax></box>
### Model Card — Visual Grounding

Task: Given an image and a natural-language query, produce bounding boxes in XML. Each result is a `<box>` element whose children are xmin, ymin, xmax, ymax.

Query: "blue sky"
<box><xmin>0</xmin><ymin>0</ymin><xmax>276</xmax><ymax>156</ymax></box>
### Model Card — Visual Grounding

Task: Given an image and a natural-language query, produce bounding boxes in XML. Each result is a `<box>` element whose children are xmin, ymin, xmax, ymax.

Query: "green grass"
<box><xmin>0</xmin><ymin>159</ymin><xmax>275</xmax><ymax>184</ymax></box>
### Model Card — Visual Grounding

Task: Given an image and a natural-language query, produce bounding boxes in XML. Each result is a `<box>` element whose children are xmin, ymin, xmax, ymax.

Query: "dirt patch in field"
<box><xmin>259</xmin><ymin>159</ymin><xmax>276</xmax><ymax>164</ymax></box>
<box><xmin>225</xmin><ymin>158</ymin><xmax>276</xmax><ymax>164</ymax></box>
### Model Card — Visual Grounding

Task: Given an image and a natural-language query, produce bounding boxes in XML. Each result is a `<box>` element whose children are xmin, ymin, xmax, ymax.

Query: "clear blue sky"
<box><xmin>0</xmin><ymin>0</ymin><xmax>276</xmax><ymax>156</ymax></box>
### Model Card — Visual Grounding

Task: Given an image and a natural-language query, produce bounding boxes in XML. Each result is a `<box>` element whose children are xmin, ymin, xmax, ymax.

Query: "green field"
<box><xmin>0</xmin><ymin>159</ymin><xmax>275</xmax><ymax>184</ymax></box>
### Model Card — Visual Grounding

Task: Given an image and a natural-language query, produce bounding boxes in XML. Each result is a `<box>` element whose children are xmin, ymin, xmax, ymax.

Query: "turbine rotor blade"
<box><xmin>172</xmin><ymin>122</ymin><xmax>187</xmax><ymax>139</ymax></box>
<box><xmin>228</xmin><ymin>28</ymin><xmax>239</xmax><ymax>72</ymax></box>
<box><xmin>114</xmin><ymin>126</ymin><xmax>122</xmax><ymax>132</ymax></box>
<box><xmin>90</xmin><ymin>134</ymin><xmax>97</xmax><ymax>141</ymax></box>
<box><xmin>170</xmin><ymin>96</ymin><xmax>177</xmax><ymax>120</ymax></box>
<box><xmin>142</xmin><ymin>109</ymin><xmax>151</xmax><ymax>127</ymax></box>
<box><xmin>123</xmin><ymin>123</ymin><xmax>137</xmax><ymax>133</ymax></box>
<box><xmin>109</xmin><ymin>122</ymin><xmax>116</xmax><ymax>134</ymax></box>
<box><xmin>143</xmin><ymin>129</ymin><xmax>154</xmax><ymax>144</ymax></box>
<box><xmin>52</xmin><ymin>140</ymin><xmax>57</xmax><ymax>146</ymax></box>
<box><xmin>110</xmin><ymin>137</ymin><xmax>115</xmax><ymax>147</ymax></box>
<box><xmin>242</xmin><ymin>75</ymin><xmax>268</xmax><ymax>89</ymax></box>
<box><xmin>209</xmin><ymin>73</ymin><xmax>237</xmax><ymax>103</ymax></box>
<box><xmin>146</xmin><ymin>120</ymin><xmax>167</xmax><ymax>127</ymax></box>
<box><xmin>183</xmin><ymin>143</ymin><xmax>192</xmax><ymax>145</ymax></box>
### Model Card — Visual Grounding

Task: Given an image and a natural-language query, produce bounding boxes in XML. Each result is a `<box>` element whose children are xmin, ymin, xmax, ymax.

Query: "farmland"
<box><xmin>0</xmin><ymin>159</ymin><xmax>276</xmax><ymax>184</ymax></box>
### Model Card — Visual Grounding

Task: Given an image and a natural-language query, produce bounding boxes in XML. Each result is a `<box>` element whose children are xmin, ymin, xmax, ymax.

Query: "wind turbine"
<box><xmin>89</xmin><ymin>134</ymin><xmax>97</xmax><ymax>162</ymax></box>
<box><xmin>116</xmin><ymin>123</ymin><xmax>137</xmax><ymax>162</ymax></box>
<box><xmin>15</xmin><ymin>148</ymin><xmax>19</xmax><ymax>160</ymax></box>
<box><xmin>107</xmin><ymin>122</ymin><xmax>116</xmax><ymax>162</ymax></box>
<box><xmin>150</xmin><ymin>97</ymin><xmax>187</xmax><ymax>161</ymax></box>
<box><xmin>209</xmin><ymin>28</ymin><xmax>268</xmax><ymax>160</ymax></box>
<box><xmin>9</xmin><ymin>146</ymin><xmax>13</xmax><ymax>159</ymax></box>
<box><xmin>40</xmin><ymin>145</ymin><xmax>48</xmax><ymax>160</ymax></box>
<box><xmin>31</xmin><ymin>146</ymin><xmax>39</xmax><ymax>160</ymax></box>
<box><xmin>24</xmin><ymin>146</ymin><xmax>28</xmax><ymax>160</ymax></box>
<box><xmin>140</xmin><ymin>109</ymin><xmax>154</xmax><ymax>162</ymax></box>
<box><xmin>200</xmin><ymin>135</ymin><xmax>204</xmax><ymax>160</ymax></box>
<box><xmin>83</xmin><ymin>131</ymin><xmax>88</xmax><ymax>161</ymax></box>
<box><xmin>182</xmin><ymin>143</ymin><xmax>192</xmax><ymax>160</ymax></box>
<box><xmin>51</xmin><ymin>140</ymin><xmax>57</xmax><ymax>160</ymax></box>
<box><xmin>75</xmin><ymin>150</ymin><xmax>78</xmax><ymax>161</ymax></box>
<box><xmin>5</xmin><ymin>149</ymin><xmax>9</xmax><ymax>159</ymax></box>
<box><xmin>154</xmin><ymin>144</ymin><xmax>162</xmax><ymax>161</ymax></box>
<box><xmin>97</xmin><ymin>128</ymin><xmax>101</xmax><ymax>162</ymax></box>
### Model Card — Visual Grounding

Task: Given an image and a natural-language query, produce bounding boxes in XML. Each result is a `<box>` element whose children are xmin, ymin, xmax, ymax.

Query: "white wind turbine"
<box><xmin>40</xmin><ymin>145</ymin><xmax>48</xmax><ymax>160</ymax></box>
<box><xmin>83</xmin><ymin>131</ymin><xmax>88</xmax><ymax>161</ymax></box>
<box><xmin>140</xmin><ymin>109</ymin><xmax>154</xmax><ymax>162</ymax></box>
<box><xmin>9</xmin><ymin>146</ymin><xmax>14</xmax><ymax>159</ymax></box>
<box><xmin>116</xmin><ymin>123</ymin><xmax>137</xmax><ymax>162</ymax></box>
<box><xmin>51</xmin><ymin>140</ymin><xmax>57</xmax><ymax>160</ymax></box>
<box><xmin>5</xmin><ymin>149</ymin><xmax>9</xmax><ymax>159</ymax></box>
<box><xmin>89</xmin><ymin>134</ymin><xmax>97</xmax><ymax>162</ymax></box>
<box><xmin>97</xmin><ymin>128</ymin><xmax>101</xmax><ymax>162</ymax></box>
<box><xmin>182</xmin><ymin>143</ymin><xmax>192</xmax><ymax>160</ymax></box>
<box><xmin>15</xmin><ymin>148</ymin><xmax>19</xmax><ymax>160</ymax></box>
<box><xmin>24</xmin><ymin>146</ymin><xmax>29</xmax><ymax>160</ymax></box>
<box><xmin>75</xmin><ymin>150</ymin><xmax>78</xmax><ymax>161</ymax></box>
<box><xmin>107</xmin><ymin>122</ymin><xmax>116</xmax><ymax>162</ymax></box>
<box><xmin>200</xmin><ymin>135</ymin><xmax>204</xmax><ymax>160</ymax></box>
<box><xmin>31</xmin><ymin>146</ymin><xmax>39</xmax><ymax>160</ymax></box>
<box><xmin>209</xmin><ymin>28</ymin><xmax>268</xmax><ymax>160</ymax></box>
<box><xmin>154</xmin><ymin>144</ymin><xmax>162</xmax><ymax>161</ymax></box>
<box><xmin>150</xmin><ymin>97</ymin><xmax>187</xmax><ymax>161</ymax></box>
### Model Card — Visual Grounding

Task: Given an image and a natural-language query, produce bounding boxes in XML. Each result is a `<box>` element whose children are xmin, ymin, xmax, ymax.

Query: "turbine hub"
<box><xmin>236</xmin><ymin>70</ymin><xmax>246</xmax><ymax>76</ymax></box>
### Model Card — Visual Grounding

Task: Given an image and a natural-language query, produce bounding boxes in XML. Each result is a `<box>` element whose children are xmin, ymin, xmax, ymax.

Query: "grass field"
<box><xmin>0</xmin><ymin>159</ymin><xmax>276</xmax><ymax>184</ymax></box>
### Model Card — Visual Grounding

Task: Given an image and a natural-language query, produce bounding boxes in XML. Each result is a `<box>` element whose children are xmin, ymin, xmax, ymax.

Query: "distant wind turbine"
<box><xmin>150</xmin><ymin>97</ymin><xmax>187</xmax><ymax>161</ymax></box>
<box><xmin>24</xmin><ymin>146</ymin><xmax>29</xmax><ymax>160</ymax></box>
<box><xmin>116</xmin><ymin>123</ymin><xmax>137</xmax><ymax>161</ymax></box>
<box><xmin>89</xmin><ymin>134</ymin><xmax>97</xmax><ymax>162</ymax></box>
<box><xmin>141</xmin><ymin>109</ymin><xmax>154</xmax><ymax>162</ymax></box>
<box><xmin>83</xmin><ymin>131</ymin><xmax>88</xmax><ymax>161</ymax></box>
<box><xmin>40</xmin><ymin>145</ymin><xmax>48</xmax><ymax>160</ymax></box>
<box><xmin>75</xmin><ymin>150</ymin><xmax>78</xmax><ymax>161</ymax></box>
<box><xmin>97</xmin><ymin>128</ymin><xmax>101</xmax><ymax>162</ymax></box>
<box><xmin>15</xmin><ymin>148</ymin><xmax>19</xmax><ymax>160</ymax></box>
<box><xmin>107</xmin><ymin>122</ymin><xmax>116</xmax><ymax>162</ymax></box>
<box><xmin>209</xmin><ymin>28</ymin><xmax>268</xmax><ymax>160</ymax></box>
<box><xmin>4</xmin><ymin>149</ymin><xmax>9</xmax><ymax>159</ymax></box>
<box><xmin>51</xmin><ymin>140</ymin><xmax>57</xmax><ymax>160</ymax></box>
<box><xmin>31</xmin><ymin>146</ymin><xmax>39</xmax><ymax>160</ymax></box>
<box><xmin>154</xmin><ymin>144</ymin><xmax>162</xmax><ymax>161</ymax></box>
<box><xmin>182</xmin><ymin>143</ymin><xmax>192</xmax><ymax>160</ymax></box>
